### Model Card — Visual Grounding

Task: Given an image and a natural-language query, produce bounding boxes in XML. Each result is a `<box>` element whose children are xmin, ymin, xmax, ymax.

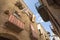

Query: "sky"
<box><xmin>24</xmin><ymin>0</ymin><xmax>53</xmax><ymax>39</ymax></box>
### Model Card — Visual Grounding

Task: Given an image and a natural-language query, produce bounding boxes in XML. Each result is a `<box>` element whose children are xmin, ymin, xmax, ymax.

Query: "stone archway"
<box><xmin>0</xmin><ymin>33</ymin><xmax>18</xmax><ymax>40</ymax></box>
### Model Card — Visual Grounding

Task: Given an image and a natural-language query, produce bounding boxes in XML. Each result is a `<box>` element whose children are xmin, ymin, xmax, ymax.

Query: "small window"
<box><xmin>13</xmin><ymin>11</ymin><xmax>21</xmax><ymax>19</ymax></box>
<box><xmin>15</xmin><ymin>1</ymin><xmax>23</xmax><ymax>10</ymax></box>
<box><xmin>47</xmin><ymin>0</ymin><xmax>55</xmax><ymax>5</ymax></box>
<box><xmin>39</xmin><ymin>29</ymin><xmax>40</xmax><ymax>32</ymax></box>
<box><xmin>54</xmin><ymin>0</ymin><xmax>60</xmax><ymax>6</ymax></box>
<box><xmin>4</xmin><ymin>10</ymin><xmax>9</xmax><ymax>15</ymax></box>
<box><xmin>28</xmin><ymin>12</ymin><xmax>32</xmax><ymax>21</ymax></box>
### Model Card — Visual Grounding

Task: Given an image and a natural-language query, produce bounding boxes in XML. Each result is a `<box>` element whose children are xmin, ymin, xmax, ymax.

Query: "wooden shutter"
<box><xmin>5</xmin><ymin>15</ymin><xmax>24</xmax><ymax>32</ymax></box>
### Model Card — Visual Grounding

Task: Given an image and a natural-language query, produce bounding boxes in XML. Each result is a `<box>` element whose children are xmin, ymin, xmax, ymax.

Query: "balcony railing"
<box><xmin>5</xmin><ymin>15</ymin><xmax>24</xmax><ymax>32</ymax></box>
<box><xmin>35</xmin><ymin>2</ymin><xmax>49</xmax><ymax>22</ymax></box>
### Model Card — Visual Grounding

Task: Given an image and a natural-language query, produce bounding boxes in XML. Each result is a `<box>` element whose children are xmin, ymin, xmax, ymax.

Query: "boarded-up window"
<box><xmin>28</xmin><ymin>12</ymin><xmax>32</xmax><ymax>21</ymax></box>
<box><xmin>47</xmin><ymin>0</ymin><xmax>60</xmax><ymax>6</ymax></box>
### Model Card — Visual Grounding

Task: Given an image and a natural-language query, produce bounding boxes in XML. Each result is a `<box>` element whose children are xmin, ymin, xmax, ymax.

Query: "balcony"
<box><xmin>35</xmin><ymin>2</ymin><xmax>49</xmax><ymax>22</ymax></box>
<box><xmin>5</xmin><ymin>15</ymin><xmax>24</xmax><ymax>32</ymax></box>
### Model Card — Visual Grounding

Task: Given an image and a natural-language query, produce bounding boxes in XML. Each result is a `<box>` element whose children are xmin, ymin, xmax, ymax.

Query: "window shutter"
<box><xmin>5</xmin><ymin>15</ymin><xmax>24</xmax><ymax>32</ymax></box>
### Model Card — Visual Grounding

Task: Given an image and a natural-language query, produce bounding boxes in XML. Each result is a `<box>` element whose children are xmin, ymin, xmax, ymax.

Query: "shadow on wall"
<box><xmin>0</xmin><ymin>33</ymin><xmax>18</xmax><ymax>40</ymax></box>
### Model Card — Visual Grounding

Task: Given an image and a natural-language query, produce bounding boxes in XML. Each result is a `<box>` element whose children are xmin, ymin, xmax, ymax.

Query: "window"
<box><xmin>54</xmin><ymin>0</ymin><xmax>60</xmax><ymax>6</ymax></box>
<box><xmin>28</xmin><ymin>12</ymin><xmax>32</xmax><ymax>21</ymax></box>
<box><xmin>13</xmin><ymin>11</ymin><xmax>21</xmax><ymax>19</ymax></box>
<box><xmin>47</xmin><ymin>0</ymin><xmax>55</xmax><ymax>6</ymax></box>
<box><xmin>15</xmin><ymin>1</ymin><xmax>23</xmax><ymax>10</ymax></box>
<box><xmin>4</xmin><ymin>10</ymin><xmax>9</xmax><ymax>15</ymax></box>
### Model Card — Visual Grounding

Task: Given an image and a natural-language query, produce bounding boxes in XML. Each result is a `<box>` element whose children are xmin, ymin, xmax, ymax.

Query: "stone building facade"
<box><xmin>35</xmin><ymin>0</ymin><xmax>60</xmax><ymax>38</ymax></box>
<box><xmin>37</xmin><ymin>23</ymin><xmax>50</xmax><ymax>40</ymax></box>
<box><xmin>0</xmin><ymin>0</ymin><xmax>50</xmax><ymax>40</ymax></box>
